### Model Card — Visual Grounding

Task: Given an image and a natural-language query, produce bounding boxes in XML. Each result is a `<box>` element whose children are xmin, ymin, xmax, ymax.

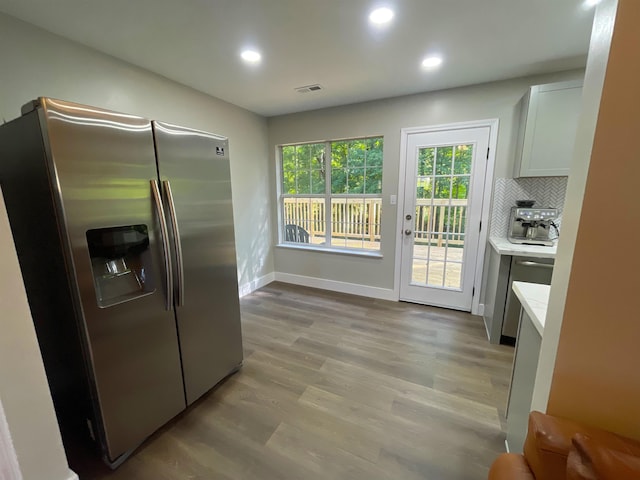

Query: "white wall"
<box><xmin>268</xmin><ymin>70</ymin><xmax>584</xmax><ymax>293</ymax></box>
<box><xmin>0</xmin><ymin>189</ymin><xmax>75</xmax><ymax>480</ymax></box>
<box><xmin>531</xmin><ymin>0</ymin><xmax>616</xmax><ymax>412</ymax></box>
<box><xmin>0</xmin><ymin>13</ymin><xmax>273</xmax><ymax>291</ymax></box>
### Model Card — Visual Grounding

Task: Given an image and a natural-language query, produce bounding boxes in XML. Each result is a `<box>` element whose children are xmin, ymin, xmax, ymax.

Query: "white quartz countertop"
<box><xmin>490</xmin><ymin>237</ymin><xmax>557</xmax><ymax>259</ymax></box>
<box><xmin>512</xmin><ymin>281</ymin><xmax>550</xmax><ymax>336</ymax></box>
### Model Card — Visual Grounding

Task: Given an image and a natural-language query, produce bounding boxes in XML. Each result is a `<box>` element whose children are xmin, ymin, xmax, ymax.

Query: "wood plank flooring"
<box><xmin>79</xmin><ymin>282</ymin><xmax>514</xmax><ymax>480</ymax></box>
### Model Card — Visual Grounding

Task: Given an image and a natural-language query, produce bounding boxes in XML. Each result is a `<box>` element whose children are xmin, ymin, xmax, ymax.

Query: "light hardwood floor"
<box><xmin>81</xmin><ymin>282</ymin><xmax>513</xmax><ymax>480</ymax></box>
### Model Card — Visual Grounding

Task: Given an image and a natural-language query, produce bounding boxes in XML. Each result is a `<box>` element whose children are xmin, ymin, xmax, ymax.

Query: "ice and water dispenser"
<box><xmin>86</xmin><ymin>225</ymin><xmax>156</xmax><ymax>307</ymax></box>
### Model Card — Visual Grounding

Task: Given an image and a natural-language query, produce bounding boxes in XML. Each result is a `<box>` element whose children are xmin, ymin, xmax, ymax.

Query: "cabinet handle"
<box><xmin>515</xmin><ymin>260</ymin><xmax>554</xmax><ymax>269</ymax></box>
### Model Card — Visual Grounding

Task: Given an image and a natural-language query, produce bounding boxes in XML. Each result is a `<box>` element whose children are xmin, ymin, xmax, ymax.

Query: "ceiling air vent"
<box><xmin>295</xmin><ymin>84</ymin><xmax>323</xmax><ymax>94</ymax></box>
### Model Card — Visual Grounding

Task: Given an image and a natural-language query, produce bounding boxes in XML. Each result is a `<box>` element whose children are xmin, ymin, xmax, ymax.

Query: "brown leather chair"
<box><xmin>567</xmin><ymin>433</ymin><xmax>640</xmax><ymax>480</ymax></box>
<box><xmin>489</xmin><ymin>411</ymin><xmax>640</xmax><ymax>480</ymax></box>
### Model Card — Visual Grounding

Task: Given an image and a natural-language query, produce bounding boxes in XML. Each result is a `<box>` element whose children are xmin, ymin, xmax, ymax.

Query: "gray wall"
<box><xmin>268</xmin><ymin>69</ymin><xmax>584</xmax><ymax>291</ymax></box>
<box><xmin>0</xmin><ymin>13</ymin><xmax>274</xmax><ymax>290</ymax></box>
<box><xmin>0</xmin><ymin>188</ymin><xmax>72</xmax><ymax>480</ymax></box>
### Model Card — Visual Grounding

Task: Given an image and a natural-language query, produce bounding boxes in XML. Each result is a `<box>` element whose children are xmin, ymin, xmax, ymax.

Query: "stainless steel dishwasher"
<box><xmin>501</xmin><ymin>256</ymin><xmax>554</xmax><ymax>340</ymax></box>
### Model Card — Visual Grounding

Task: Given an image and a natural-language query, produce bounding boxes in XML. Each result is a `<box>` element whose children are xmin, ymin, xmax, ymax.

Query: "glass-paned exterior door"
<box><xmin>400</xmin><ymin>127</ymin><xmax>490</xmax><ymax>311</ymax></box>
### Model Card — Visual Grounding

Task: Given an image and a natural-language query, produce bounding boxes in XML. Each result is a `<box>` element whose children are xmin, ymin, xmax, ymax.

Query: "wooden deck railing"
<box><xmin>414</xmin><ymin>199</ymin><xmax>467</xmax><ymax>247</ymax></box>
<box><xmin>283</xmin><ymin>197</ymin><xmax>467</xmax><ymax>246</ymax></box>
<box><xmin>283</xmin><ymin>198</ymin><xmax>382</xmax><ymax>241</ymax></box>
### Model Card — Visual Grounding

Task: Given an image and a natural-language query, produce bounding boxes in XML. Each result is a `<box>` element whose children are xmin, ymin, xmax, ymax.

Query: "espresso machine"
<box><xmin>508</xmin><ymin>201</ymin><xmax>559</xmax><ymax>246</ymax></box>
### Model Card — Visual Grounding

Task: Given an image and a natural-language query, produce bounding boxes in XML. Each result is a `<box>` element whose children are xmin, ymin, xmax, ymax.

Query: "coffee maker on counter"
<box><xmin>507</xmin><ymin>200</ymin><xmax>559</xmax><ymax>246</ymax></box>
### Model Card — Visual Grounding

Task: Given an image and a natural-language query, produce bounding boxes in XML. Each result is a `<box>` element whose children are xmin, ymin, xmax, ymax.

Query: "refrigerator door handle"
<box><xmin>150</xmin><ymin>179</ymin><xmax>174</xmax><ymax>310</ymax></box>
<box><xmin>162</xmin><ymin>180</ymin><xmax>184</xmax><ymax>307</ymax></box>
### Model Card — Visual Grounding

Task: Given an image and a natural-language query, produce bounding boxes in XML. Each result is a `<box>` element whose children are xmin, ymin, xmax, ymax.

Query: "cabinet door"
<box><xmin>515</xmin><ymin>80</ymin><xmax>583</xmax><ymax>177</ymax></box>
<box><xmin>506</xmin><ymin>310</ymin><xmax>542</xmax><ymax>453</ymax></box>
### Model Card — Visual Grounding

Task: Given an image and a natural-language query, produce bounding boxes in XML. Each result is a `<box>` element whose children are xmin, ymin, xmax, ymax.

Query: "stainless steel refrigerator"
<box><xmin>0</xmin><ymin>97</ymin><xmax>243</xmax><ymax>466</ymax></box>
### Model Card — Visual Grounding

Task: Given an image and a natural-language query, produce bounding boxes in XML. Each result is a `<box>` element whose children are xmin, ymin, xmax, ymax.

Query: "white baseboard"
<box><xmin>238</xmin><ymin>272</ymin><xmax>275</xmax><ymax>297</ymax></box>
<box><xmin>477</xmin><ymin>303</ymin><xmax>485</xmax><ymax>317</ymax></box>
<box><xmin>273</xmin><ymin>272</ymin><xmax>396</xmax><ymax>301</ymax></box>
<box><xmin>67</xmin><ymin>469</ymin><xmax>79</xmax><ymax>480</ymax></box>
<box><xmin>504</xmin><ymin>439</ymin><xmax>510</xmax><ymax>453</ymax></box>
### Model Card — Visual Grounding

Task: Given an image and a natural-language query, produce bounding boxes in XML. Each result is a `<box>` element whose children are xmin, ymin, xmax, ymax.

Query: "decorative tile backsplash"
<box><xmin>490</xmin><ymin>177</ymin><xmax>568</xmax><ymax>237</ymax></box>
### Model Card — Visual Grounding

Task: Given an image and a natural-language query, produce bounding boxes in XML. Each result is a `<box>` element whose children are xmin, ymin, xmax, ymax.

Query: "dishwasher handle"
<box><xmin>514</xmin><ymin>260</ymin><xmax>554</xmax><ymax>269</ymax></box>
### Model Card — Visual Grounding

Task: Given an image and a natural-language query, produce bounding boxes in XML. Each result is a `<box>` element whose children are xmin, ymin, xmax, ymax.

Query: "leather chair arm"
<box><xmin>489</xmin><ymin>412</ymin><xmax>640</xmax><ymax>480</ymax></box>
<box><xmin>567</xmin><ymin>433</ymin><xmax>640</xmax><ymax>480</ymax></box>
<box><xmin>523</xmin><ymin>411</ymin><xmax>624</xmax><ymax>480</ymax></box>
<box><xmin>488</xmin><ymin>453</ymin><xmax>535</xmax><ymax>480</ymax></box>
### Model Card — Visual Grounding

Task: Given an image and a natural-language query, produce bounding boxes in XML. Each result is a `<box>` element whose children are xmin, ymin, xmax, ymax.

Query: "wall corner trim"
<box><xmin>0</xmin><ymin>399</ymin><xmax>21</xmax><ymax>480</ymax></box>
<box><xmin>273</xmin><ymin>272</ymin><xmax>396</xmax><ymax>301</ymax></box>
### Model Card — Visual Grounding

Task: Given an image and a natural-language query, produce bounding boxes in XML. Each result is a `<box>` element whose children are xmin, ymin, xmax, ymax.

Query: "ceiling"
<box><xmin>0</xmin><ymin>0</ymin><xmax>595</xmax><ymax>117</ymax></box>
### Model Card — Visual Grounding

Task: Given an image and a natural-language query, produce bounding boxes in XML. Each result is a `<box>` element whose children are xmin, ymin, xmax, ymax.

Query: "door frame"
<box><xmin>393</xmin><ymin>119</ymin><xmax>499</xmax><ymax>315</ymax></box>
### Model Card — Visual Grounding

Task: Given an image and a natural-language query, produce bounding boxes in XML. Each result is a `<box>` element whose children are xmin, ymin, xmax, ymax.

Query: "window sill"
<box><xmin>276</xmin><ymin>243</ymin><xmax>383</xmax><ymax>258</ymax></box>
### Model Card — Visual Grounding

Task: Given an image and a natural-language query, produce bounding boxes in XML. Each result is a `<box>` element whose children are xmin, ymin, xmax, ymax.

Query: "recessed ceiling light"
<box><xmin>421</xmin><ymin>56</ymin><xmax>443</xmax><ymax>69</ymax></box>
<box><xmin>240</xmin><ymin>50</ymin><xmax>262</xmax><ymax>64</ymax></box>
<box><xmin>583</xmin><ymin>0</ymin><xmax>600</xmax><ymax>7</ymax></box>
<box><xmin>369</xmin><ymin>7</ymin><xmax>394</xmax><ymax>25</ymax></box>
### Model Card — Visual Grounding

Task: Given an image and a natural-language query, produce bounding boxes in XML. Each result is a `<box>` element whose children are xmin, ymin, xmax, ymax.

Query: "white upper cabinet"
<box><xmin>513</xmin><ymin>80</ymin><xmax>583</xmax><ymax>177</ymax></box>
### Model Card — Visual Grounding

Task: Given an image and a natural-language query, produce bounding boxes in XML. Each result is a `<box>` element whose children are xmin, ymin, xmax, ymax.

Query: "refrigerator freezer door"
<box><xmin>153</xmin><ymin>121</ymin><xmax>243</xmax><ymax>405</ymax></box>
<box><xmin>39</xmin><ymin>99</ymin><xmax>186</xmax><ymax>461</ymax></box>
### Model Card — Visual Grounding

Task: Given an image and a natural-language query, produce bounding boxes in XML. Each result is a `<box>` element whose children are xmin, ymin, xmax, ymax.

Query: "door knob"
<box><xmin>404</xmin><ymin>229</ymin><xmax>412</xmax><ymax>235</ymax></box>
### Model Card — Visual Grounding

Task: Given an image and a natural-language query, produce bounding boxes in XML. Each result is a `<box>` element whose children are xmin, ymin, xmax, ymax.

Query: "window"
<box><xmin>279</xmin><ymin>137</ymin><xmax>383</xmax><ymax>252</ymax></box>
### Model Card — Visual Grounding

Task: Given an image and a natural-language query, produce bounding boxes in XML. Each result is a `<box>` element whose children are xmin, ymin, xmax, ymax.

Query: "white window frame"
<box><xmin>276</xmin><ymin>136</ymin><xmax>384</xmax><ymax>255</ymax></box>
